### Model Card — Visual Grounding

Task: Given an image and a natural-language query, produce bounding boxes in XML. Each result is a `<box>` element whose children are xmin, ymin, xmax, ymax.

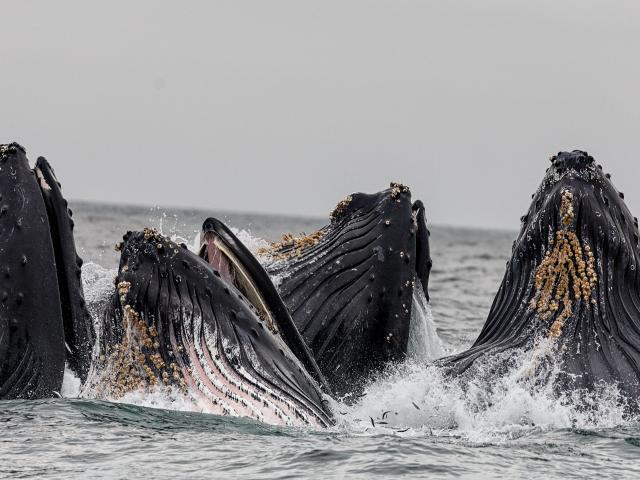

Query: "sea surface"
<box><xmin>2</xmin><ymin>201</ymin><xmax>640</xmax><ymax>479</ymax></box>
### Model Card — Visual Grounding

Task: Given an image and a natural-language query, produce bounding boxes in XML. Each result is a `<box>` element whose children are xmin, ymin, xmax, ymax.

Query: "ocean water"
<box><xmin>2</xmin><ymin>201</ymin><xmax>640</xmax><ymax>479</ymax></box>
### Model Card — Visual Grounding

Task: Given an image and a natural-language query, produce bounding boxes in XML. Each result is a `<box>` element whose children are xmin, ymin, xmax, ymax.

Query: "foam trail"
<box><xmin>407</xmin><ymin>280</ymin><xmax>444</xmax><ymax>361</ymax></box>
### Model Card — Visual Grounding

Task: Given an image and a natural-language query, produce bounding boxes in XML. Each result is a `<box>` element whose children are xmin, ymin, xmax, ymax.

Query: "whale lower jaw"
<box><xmin>181</xmin><ymin>323</ymin><xmax>324</xmax><ymax>426</ymax></box>
<box><xmin>85</xmin><ymin>298</ymin><xmax>328</xmax><ymax>427</ymax></box>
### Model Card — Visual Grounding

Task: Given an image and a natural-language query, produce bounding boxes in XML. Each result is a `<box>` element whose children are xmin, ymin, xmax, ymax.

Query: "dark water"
<box><xmin>2</xmin><ymin>201</ymin><xmax>639</xmax><ymax>479</ymax></box>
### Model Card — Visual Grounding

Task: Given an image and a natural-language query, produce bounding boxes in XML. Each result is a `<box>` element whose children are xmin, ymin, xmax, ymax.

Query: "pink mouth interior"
<box><xmin>202</xmin><ymin>233</ymin><xmax>234</xmax><ymax>283</ymax></box>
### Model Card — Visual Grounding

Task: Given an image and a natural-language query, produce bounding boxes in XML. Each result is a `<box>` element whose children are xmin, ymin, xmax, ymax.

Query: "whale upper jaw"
<box><xmin>198</xmin><ymin>216</ymin><xmax>331</xmax><ymax>395</ymax></box>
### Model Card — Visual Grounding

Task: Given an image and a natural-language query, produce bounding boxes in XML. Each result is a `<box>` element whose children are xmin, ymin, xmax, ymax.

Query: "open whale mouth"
<box><xmin>199</xmin><ymin>225</ymin><xmax>277</xmax><ymax>333</ymax></box>
<box><xmin>87</xmin><ymin>228</ymin><xmax>333</xmax><ymax>427</ymax></box>
<box><xmin>445</xmin><ymin>150</ymin><xmax>640</xmax><ymax>402</ymax></box>
<box><xmin>198</xmin><ymin>218</ymin><xmax>329</xmax><ymax>392</ymax></box>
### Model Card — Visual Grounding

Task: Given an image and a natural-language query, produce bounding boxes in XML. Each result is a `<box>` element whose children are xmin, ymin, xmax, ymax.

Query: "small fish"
<box><xmin>396</xmin><ymin>428</ymin><xmax>410</xmax><ymax>433</ymax></box>
<box><xmin>370</xmin><ymin>417</ymin><xmax>375</xmax><ymax>427</ymax></box>
<box><xmin>382</xmin><ymin>410</ymin><xmax>391</xmax><ymax>419</ymax></box>
<box><xmin>339</xmin><ymin>412</ymin><xmax>348</xmax><ymax>415</ymax></box>
<box><xmin>412</xmin><ymin>401</ymin><xmax>420</xmax><ymax>410</ymax></box>
<box><xmin>377</xmin><ymin>421</ymin><xmax>388</xmax><ymax>425</ymax></box>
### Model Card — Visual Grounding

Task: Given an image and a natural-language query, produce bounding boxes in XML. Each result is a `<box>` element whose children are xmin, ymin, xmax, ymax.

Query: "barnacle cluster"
<box><xmin>329</xmin><ymin>195</ymin><xmax>353</xmax><ymax>220</ymax></box>
<box><xmin>0</xmin><ymin>142</ymin><xmax>23</xmax><ymax>159</ymax></box>
<box><xmin>257</xmin><ymin>230</ymin><xmax>325</xmax><ymax>262</ymax></box>
<box><xmin>143</xmin><ymin>227</ymin><xmax>163</xmax><ymax>243</ymax></box>
<box><xmin>94</xmin><ymin>303</ymin><xmax>186</xmax><ymax>398</ymax></box>
<box><xmin>528</xmin><ymin>189</ymin><xmax>597</xmax><ymax>341</ymax></box>
<box><xmin>117</xmin><ymin>281</ymin><xmax>131</xmax><ymax>299</ymax></box>
<box><xmin>560</xmin><ymin>189</ymin><xmax>574</xmax><ymax>226</ymax></box>
<box><xmin>389</xmin><ymin>182</ymin><xmax>410</xmax><ymax>199</ymax></box>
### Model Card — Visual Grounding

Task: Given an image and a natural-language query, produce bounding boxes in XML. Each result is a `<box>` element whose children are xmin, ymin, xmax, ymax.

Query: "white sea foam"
<box><xmin>226</xmin><ymin>227</ymin><xmax>292</xmax><ymax>288</ymax></box>
<box><xmin>338</xmin><ymin>347</ymin><xmax>632</xmax><ymax>443</ymax></box>
<box><xmin>229</xmin><ymin>227</ymin><xmax>271</xmax><ymax>254</ymax></box>
<box><xmin>61</xmin><ymin>262</ymin><xmax>118</xmax><ymax>400</ymax></box>
<box><xmin>113</xmin><ymin>387</ymin><xmax>213</xmax><ymax>414</ymax></box>
<box><xmin>81</xmin><ymin>262</ymin><xmax>118</xmax><ymax>310</ymax></box>
<box><xmin>61</xmin><ymin>367</ymin><xmax>82</xmax><ymax>398</ymax></box>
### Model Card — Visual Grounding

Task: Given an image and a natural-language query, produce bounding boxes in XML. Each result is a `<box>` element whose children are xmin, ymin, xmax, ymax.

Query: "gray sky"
<box><xmin>1</xmin><ymin>1</ymin><xmax>639</xmax><ymax>229</ymax></box>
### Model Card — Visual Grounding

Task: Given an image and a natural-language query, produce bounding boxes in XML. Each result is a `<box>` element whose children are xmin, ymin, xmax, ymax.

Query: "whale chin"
<box><xmin>443</xmin><ymin>150</ymin><xmax>640</xmax><ymax>406</ymax></box>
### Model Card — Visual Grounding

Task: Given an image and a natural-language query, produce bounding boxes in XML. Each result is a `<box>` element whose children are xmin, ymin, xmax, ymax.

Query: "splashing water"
<box><xmin>61</xmin><ymin>367</ymin><xmax>82</xmax><ymax>398</ymax></box>
<box><xmin>230</xmin><ymin>227</ymin><xmax>271</xmax><ymax>253</ymax></box>
<box><xmin>174</xmin><ymin>227</ymin><xmax>269</xmax><ymax>256</ymax></box>
<box><xmin>407</xmin><ymin>280</ymin><xmax>445</xmax><ymax>361</ymax></box>
<box><xmin>61</xmin><ymin>262</ymin><xmax>117</xmax><ymax>398</ymax></box>
<box><xmin>339</xmin><ymin>344</ymin><xmax>635</xmax><ymax>443</ymax></box>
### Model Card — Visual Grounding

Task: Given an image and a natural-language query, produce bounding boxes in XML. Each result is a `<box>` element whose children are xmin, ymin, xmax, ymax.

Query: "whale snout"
<box><xmin>550</xmin><ymin>150</ymin><xmax>595</xmax><ymax>174</ymax></box>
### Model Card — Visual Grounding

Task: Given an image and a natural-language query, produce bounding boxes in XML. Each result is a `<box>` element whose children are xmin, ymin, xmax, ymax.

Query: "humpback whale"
<box><xmin>443</xmin><ymin>151</ymin><xmax>640</xmax><ymax>407</ymax></box>
<box><xmin>9</xmin><ymin>141</ymin><xmax>639</xmax><ymax>424</ymax></box>
<box><xmin>88</xmin><ymin>229</ymin><xmax>333</xmax><ymax>427</ymax></box>
<box><xmin>258</xmin><ymin>184</ymin><xmax>432</xmax><ymax>397</ymax></box>
<box><xmin>0</xmin><ymin>143</ymin><xmax>94</xmax><ymax>399</ymax></box>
